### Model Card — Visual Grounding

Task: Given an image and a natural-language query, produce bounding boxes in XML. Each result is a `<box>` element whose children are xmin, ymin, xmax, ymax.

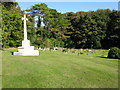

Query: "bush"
<box><xmin>108</xmin><ymin>47</ymin><xmax>120</xmax><ymax>59</ymax></box>
<box><xmin>62</xmin><ymin>49</ymin><xmax>68</xmax><ymax>52</ymax></box>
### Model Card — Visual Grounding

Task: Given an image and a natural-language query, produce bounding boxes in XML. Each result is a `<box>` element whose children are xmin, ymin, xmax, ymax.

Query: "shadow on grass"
<box><xmin>97</xmin><ymin>56</ymin><xmax>119</xmax><ymax>60</ymax></box>
<box><xmin>97</xmin><ymin>56</ymin><xmax>108</xmax><ymax>58</ymax></box>
<box><xmin>10</xmin><ymin>51</ymin><xmax>16</xmax><ymax>55</ymax></box>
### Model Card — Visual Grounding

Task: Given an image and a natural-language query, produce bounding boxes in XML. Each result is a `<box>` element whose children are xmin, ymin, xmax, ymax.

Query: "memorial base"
<box><xmin>13</xmin><ymin>40</ymin><xmax>39</xmax><ymax>56</ymax></box>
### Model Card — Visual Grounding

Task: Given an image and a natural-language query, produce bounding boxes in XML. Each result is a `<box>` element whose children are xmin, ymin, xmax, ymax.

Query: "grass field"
<box><xmin>2</xmin><ymin>48</ymin><xmax>118</xmax><ymax>88</ymax></box>
<box><xmin>0</xmin><ymin>50</ymin><xmax>2</xmax><ymax>89</ymax></box>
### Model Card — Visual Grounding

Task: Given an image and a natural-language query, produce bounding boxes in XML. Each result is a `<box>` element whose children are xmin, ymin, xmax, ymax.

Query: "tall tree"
<box><xmin>27</xmin><ymin>3</ymin><xmax>70</xmax><ymax>48</ymax></box>
<box><xmin>2</xmin><ymin>1</ymin><xmax>23</xmax><ymax>47</ymax></box>
<box><xmin>104</xmin><ymin>10</ymin><xmax>120</xmax><ymax>48</ymax></box>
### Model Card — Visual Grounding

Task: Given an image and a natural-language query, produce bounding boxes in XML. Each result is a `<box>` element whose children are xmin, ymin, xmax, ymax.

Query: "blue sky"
<box><xmin>18</xmin><ymin>2</ymin><xmax>118</xmax><ymax>13</ymax></box>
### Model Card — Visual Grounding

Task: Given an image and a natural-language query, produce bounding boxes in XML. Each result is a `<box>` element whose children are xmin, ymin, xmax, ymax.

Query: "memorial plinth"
<box><xmin>13</xmin><ymin>14</ymin><xmax>39</xmax><ymax>56</ymax></box>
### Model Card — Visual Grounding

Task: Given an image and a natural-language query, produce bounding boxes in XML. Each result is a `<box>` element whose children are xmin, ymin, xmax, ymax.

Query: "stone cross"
<box><xmin>13</xmin><ymin>14</ymin><xmax>39</xmax><ymax>56</ymax></box>
<box><xmin>22</xmin><ymin>14</ymin><xmax>28</xmax><ymax>41</ymax></box>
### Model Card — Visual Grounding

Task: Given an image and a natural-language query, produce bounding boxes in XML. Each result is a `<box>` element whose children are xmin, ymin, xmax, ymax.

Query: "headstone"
<box><xmin>13</xmin><ymin>14</ymin><xmax>39</xmax><ymax>56</ymax></box>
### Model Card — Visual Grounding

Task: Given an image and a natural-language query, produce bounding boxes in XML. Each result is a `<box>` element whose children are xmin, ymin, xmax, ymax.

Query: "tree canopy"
<box><xmin>1</xmin><ymin>2</ymin><xmax>120</xmax><ymax>49</ymax></box>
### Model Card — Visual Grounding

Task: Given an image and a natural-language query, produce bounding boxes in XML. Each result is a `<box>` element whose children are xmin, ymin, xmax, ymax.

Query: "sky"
<box><xmin>16</xmin><ymin>0</ymin><xmax>119</xmax><ymax>2</ymax></box>
<box><xmin>17</xmin><ymin>2</ymin><xmax>119</xmax><ymax>13</ymax></box>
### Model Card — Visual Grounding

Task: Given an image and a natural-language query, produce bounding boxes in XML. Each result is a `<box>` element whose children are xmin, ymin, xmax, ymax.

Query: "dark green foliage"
<box><xmin>2</xmin><ymin>2</ymin><xmax>23</xmax><ymax>48</ymax></box>
<box><xmin>2</xmin><ymin>1</ymin><xmax>35</xmax><ymax>48</ymax></box>
<box><xmin>1</xmin><ymin>2</ymin><xmax>120</xmax><ymax>49</ymax></box>
<box><xmin>108</xmin><ymin>47</ymin><xmax>120</xmax><ymax>59</ymax></box>
<box><xmin>104</xmin><ymin>11</ymin><xmax>120</xmax><ymax>48</ymax></box>
<box><xmin>65</xmin><ymin>9</ymin><xmax>119</xmax><ymax>49</ymax></box>
<box><xmin>26</xmin><ymin>3</ymin><xmax>70</xmax><ymax>48</ymax></box>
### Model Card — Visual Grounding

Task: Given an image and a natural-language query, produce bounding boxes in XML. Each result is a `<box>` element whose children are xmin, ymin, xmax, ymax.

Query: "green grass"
<box><xmin>2</xmin><ymin>48</ymin><xmax>118</xmax><ymax>88</ymax></box>
<box><xmin>0</xmin><ymin>50</ymin><xmax>2</xmax><ymax>89</ymax></box>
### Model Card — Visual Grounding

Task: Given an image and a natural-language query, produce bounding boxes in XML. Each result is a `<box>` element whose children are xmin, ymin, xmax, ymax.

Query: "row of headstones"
<box><xmin>38</xmin><ymin>47</ymin><xmax>59</xmax><ymax>51</ymax></box>
<box><xmin>38</xmin><ymin>47</ymin><xmax>108</xmax><ymax>55</ymax></box>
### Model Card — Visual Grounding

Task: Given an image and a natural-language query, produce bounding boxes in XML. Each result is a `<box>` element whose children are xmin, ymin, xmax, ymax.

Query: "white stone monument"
<box><xmin>13</xmin><ymin>14</ymin><xmax>39</xmax><ymax>56</ymax></box>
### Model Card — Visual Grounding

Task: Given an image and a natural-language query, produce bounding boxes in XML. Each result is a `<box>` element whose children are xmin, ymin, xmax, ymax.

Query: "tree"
<box><xmin>2</xmin><ymin>2</ymin><xmax>119</xmax><ymax>49</ymax></box>
<box><xmin>26</xmin><ymin>3</ymin><xmax>70</xmax><ymax>48</ymax></box>
<box><xmin>2</xmin><ymin>1</ymin><xmax>23</xmax><ymax>47</ymax></box>
<box><xmin>104</xmin><ymin>10</ymin><xmax>120</xmax><ymax>48</ymax></box>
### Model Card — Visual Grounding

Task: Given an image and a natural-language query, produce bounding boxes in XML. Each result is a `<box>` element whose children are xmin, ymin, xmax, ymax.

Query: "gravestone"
<box><xmin>13</xmin><ymin>14</ymin><xmax>39</xmax><ymax>56</ymax></box>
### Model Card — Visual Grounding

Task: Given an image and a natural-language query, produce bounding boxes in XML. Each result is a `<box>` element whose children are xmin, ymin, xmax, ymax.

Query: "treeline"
<box><xmin>1</xmin><ymin>1</ymin><xmax>120</xmax><ymax>49</ymax></box>
<box><xmin>65</xmin><ymin>10</ymin><xmax>120</xmax><ymax>49</ymax></box>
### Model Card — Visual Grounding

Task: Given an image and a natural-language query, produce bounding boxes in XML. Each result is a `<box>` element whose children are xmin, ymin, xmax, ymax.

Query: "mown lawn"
<box><xmin>0</xmin><ymin>50</ymin><xmax>2</xmax><ymax>89</ymax></box>
<box><xmin>2</xmin><ymin>48</ymin><xmax>118</xmax><ymax>88</ymax></box>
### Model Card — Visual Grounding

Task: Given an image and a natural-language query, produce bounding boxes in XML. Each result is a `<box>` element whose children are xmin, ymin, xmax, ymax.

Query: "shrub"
<box><xmin>108</xmin><ymin>47</ymin><xmax>120</xmax><ymax>59</ymax></box>
<box><xmin>62</xmin><ymin>49</ymin><xmax>68</xmax><ymax>52</ymax></box>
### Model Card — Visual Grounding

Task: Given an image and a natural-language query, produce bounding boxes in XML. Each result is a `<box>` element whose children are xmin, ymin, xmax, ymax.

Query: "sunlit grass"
<box><xmin>2</xmin><ymin>48</ymin><xmax>118</xmax><ymax>88</ymax></box>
